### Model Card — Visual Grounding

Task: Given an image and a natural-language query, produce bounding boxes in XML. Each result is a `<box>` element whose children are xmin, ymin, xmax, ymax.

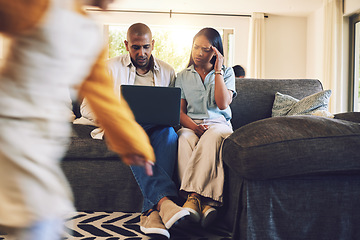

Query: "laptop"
<box><xmin>120</xmin><ymin>85</ymin><xmax>181</xmax><ymax>126</ymax></box>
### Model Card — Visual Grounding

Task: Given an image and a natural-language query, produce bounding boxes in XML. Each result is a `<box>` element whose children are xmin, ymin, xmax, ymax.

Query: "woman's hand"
<box><xmin>211</xmin><ymin>46</ymin><xmax>224</xmax><ymax>71</ymax></box>
<box><xmin>211</xmin><ymin>46</ymin><xmax>233</xmax><ymax>109</ymax></box>
<box><xmin>193</xmin><ymin>124</ymin><xmax>209</xmax><ymax>138</ymax></box>
<box><xmin>179</xmin><ymin>99</ymin><xmax>209</xmax><ymax>137</ymax></box>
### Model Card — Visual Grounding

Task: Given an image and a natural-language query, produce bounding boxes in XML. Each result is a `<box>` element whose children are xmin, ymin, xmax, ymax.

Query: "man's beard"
<box><xmin>132</xmin><ymin>55</ymin><xmax>154</xmax><ymax>71</ymax></box>
<box><xmin>134</xmin><ymin>57</ymin><xmax>149</xmax><ymax>69</ymax></box>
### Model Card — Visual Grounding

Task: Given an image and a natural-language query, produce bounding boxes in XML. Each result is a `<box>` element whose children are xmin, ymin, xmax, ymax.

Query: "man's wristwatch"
<box><xmin>214</xmin><ymin>69</ymin><xmax>224</xmax><ymax>75</ymax></box>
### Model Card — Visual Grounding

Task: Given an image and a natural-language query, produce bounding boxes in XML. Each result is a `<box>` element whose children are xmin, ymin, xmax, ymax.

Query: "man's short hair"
<box><xmin>232</xmin><ymin>65</ymin><xmax>245</xmax><ymax>78</ymax></box>
<box><xmin>127</xmin><ymin>23</ymin><xmax>152</xmax><ymax>40</ymax></box>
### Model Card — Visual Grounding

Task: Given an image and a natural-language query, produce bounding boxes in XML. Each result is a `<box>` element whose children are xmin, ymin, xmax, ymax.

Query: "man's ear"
<box><xmin>151</xmin><ymin>39</ymin><xmax>155</xmax><ymax>51</ymax></box>
<box><xmin>124</xmin><ymin>40</ymin><xmax>129</xmax><ymax>51</ymax></box>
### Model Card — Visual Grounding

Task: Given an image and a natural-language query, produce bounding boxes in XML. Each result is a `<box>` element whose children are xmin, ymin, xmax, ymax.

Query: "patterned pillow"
<box><xmin>272</xmin><ymin>90</ymin><xmax>332</xmax><ymax>117</ymax></box>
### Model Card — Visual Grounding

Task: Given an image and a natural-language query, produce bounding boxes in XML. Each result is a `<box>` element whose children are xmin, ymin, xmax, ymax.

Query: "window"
<box><xmin>223</xmin><ymin>29</ymin><xmax>234</xmax><ymax>67</ymax></box>
<box><xmin>350</xmin><ymin>14</ymin><xmax>360</xmax><ymax>111</ymax></box>
<box><xmin>106</xmin><ymin>25</ymin><xmax>233</xmax><ymax>73</ymax></box>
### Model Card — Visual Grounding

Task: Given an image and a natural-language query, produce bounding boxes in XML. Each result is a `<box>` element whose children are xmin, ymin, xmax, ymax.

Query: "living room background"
<box><xmin>1</xmin><ymin>0</ymin><xmax>360</xmax><ymax>113</ymax></box>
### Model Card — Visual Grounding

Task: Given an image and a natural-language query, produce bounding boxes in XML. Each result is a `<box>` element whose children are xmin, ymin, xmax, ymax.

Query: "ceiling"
<box><xmin>107</xmin><ymin>0</ymin><xmax>323</xmax><ymax>17</ymax></box>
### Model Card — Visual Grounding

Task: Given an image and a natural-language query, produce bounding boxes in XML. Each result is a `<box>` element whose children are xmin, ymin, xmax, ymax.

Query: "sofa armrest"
<box><xmin>222</xmin><ymin>115</ymin><xmax>360</xmax><ymax>180</ymax></box>
<box><xmin>334</xmin><ymin>112</ymin><xmax>360</xmax><ymax>123</ymax></box>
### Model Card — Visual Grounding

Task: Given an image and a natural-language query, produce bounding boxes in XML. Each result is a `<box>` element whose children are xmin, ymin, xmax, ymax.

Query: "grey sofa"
<box><xmin>62</xmin><ymin>78</ymin><xmax>360</xmax><ymax>239</ymax></box>
<box><xmin>221</xmin><ymin>79</ymin><xmax>360</xmax><ymax>239</ymax></box>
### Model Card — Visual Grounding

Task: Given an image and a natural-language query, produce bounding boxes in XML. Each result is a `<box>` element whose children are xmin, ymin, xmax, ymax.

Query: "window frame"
<box><xmin>349</xmin><ymin>13</ymin><xmax>360</xmax><ymax>111</ymax></box>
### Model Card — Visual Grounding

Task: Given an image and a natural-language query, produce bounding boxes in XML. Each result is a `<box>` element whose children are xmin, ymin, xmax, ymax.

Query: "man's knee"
<box><xmin>150</xmin><ymin>126</ymin><xmax>178</xmax><ymax>147</ymax></box>
<box><xmin>159</xmin><ymin>126</ymin><xmax>178</xmax><ymax>140</ymax></box>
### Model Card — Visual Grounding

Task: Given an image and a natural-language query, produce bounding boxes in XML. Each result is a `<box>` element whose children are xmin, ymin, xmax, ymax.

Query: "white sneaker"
<box><xmin>159</xmin><ymin>199</ymin><xmax>190</xmax><ymax>229</ymax></box>
<box><xmin>140</xmin><ymin>209</ymin><xmax>170</xmax><ymax>239</ymax></box>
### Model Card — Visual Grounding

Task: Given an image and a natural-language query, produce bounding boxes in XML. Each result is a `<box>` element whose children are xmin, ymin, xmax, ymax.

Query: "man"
<box><xmin>232</xmin><ymin>64</ymin><xmax>246</xmax><ymax>78</ymax></box>
<box><xmin>0</xmin><ymin>1</ymin><xmax>154</xmax><ymax>240</ymax></box>
<box><xmin>81</xmin><ymin>23</ymin><xmax>189</xmax><ymax>239</ymax></box>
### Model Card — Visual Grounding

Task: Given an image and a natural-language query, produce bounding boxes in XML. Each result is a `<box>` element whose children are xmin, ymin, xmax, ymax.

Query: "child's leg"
<box><xmin>10</xmin><ymin>218</ymin><xmax>65</xmax><ymax>240</ymax></box>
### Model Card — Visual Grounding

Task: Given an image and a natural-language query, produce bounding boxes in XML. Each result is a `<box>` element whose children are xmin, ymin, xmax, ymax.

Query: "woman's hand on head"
<box><xmin>211</xmin><ymin>46</ymin><xmax>224</xmax><ymax>71</ymax></box>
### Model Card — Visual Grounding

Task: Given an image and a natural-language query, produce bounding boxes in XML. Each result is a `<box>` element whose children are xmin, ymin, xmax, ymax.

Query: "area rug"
<box><xmin>0</xmin><ymin>212</ymin><xmax>232</xmax><ymax>240</ymax></box>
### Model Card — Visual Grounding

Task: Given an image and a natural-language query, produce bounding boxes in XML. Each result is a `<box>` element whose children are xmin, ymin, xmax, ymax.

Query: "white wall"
<box><xmin>264</xmin><ymin>15</ymin><xmax>307</xmax><ymax>79</ymax></box>
<box><xmin>344</xmin><ymin>0</ymin><xmax>360</xmax><ymax>16</ymax></box>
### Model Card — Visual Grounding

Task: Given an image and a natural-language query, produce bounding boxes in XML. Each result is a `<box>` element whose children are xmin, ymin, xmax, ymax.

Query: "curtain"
<box><xmin>247</xmin><ymin>12</ymin><xmax>265</xmax><ymax>78</ymax></box>
<box><xmin>323</xmin><ymin>0</ymin><xmax>343</xmax><ymax>113</ymax></box>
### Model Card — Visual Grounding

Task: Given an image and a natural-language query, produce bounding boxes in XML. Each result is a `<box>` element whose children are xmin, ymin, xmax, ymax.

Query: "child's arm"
<box><xmin>0</xmin><ymin>0</ymin><xmax>49</xmax><ymax>34</ymax></box>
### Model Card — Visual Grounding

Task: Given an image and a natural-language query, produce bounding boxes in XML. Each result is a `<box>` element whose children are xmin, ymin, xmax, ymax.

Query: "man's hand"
<box><xmin>122</xmin><ymin>154</ymin><xmax>153</xmax><ymax>176</ymax></box>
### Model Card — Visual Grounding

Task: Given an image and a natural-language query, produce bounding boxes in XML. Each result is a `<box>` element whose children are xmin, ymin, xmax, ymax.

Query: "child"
<box><xmin>0</xmin><ymin>0</ymin><xmax>154</xmax><ymax>239</ymax></box>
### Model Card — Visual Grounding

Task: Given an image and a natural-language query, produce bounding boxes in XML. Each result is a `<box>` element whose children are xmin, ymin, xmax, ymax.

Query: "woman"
<box><xmin>175</xmin><ymin>27</ymin><xmax>236</xmax><ymax>228</ymax></box>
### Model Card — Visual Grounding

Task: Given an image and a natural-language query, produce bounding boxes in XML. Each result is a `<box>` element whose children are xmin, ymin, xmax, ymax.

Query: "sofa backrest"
<box><xmin>230</xmin><ymin>78</ymin><xmax>324</xmax><ymax>130</ymax></box>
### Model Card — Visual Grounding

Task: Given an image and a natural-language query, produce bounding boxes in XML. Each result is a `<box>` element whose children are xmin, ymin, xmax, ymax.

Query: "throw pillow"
<box><xmin>311</xmin><ymin>110</ymin><xmax>334</xmax><ymax>118</ymax></box>
<box><xmin>271</xmin><ymin>90</ymin><xmax>332</xmax><ymax>117</ymax></box>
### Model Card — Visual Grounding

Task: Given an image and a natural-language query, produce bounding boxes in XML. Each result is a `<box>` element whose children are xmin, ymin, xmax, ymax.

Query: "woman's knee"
<box><xmin>177</xmin><ymin>128</ymin><xmax>199</xmax><ymax>145</ymax></box>
<box><xmin>205</xmin><ymin>125</ymin><xmax>233</xmax><ymax>138</ymax></box>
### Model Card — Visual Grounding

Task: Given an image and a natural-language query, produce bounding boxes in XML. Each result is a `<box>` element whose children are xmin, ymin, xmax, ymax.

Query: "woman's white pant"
<box><xmin>177</xmin><ymin>121</ymin><xmax>233</xmax><ymax>206</ymax></box>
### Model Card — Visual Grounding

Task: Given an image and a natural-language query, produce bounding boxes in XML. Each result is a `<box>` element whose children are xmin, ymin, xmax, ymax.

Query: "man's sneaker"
<box><xmin>140</xmin><ymin>209</ymin><xmax>170</xmax><ymax>239</ymax></box>
<box><xmin>183</xmin><ymin>195</ymin><xmax>201</xmax><ymax>223</ymax></box>
<box><xmin>159</xmin><ymin>199</ymin><xmax>190</xmax><ymax>229</ymax></box>
<box><xmin>201</xmin><ymin>204</ymin><xmax>217</xmax><ymax>228</ymax></box>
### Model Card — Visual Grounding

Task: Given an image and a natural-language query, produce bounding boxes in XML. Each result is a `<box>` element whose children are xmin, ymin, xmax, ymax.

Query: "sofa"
<box><xmin>62</xmin><ymin>78</ymin><xmax>360</xmax><ymax>239</ymax></box>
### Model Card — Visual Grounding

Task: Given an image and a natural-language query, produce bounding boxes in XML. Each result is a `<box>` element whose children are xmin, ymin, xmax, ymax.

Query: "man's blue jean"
<box><xmin>130</xmin><ymin>125</ymin><xmax>179</xmax><ymax>212</ymax></box>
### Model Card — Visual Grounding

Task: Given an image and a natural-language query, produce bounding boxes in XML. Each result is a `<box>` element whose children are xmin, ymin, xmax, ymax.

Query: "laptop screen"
<box><xmin>121</xmin><ymin>85</ymin><xmax>181</xmax><ymax>126</ymax></box>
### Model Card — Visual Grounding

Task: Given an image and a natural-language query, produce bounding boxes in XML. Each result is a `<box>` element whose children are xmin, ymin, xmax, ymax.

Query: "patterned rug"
<box><xmin>0</xmin><ymin>212</ymin><xmax>232</xmax><ymax>240</ymax></box>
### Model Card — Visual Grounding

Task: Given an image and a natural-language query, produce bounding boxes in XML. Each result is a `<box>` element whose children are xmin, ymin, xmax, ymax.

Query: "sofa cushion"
<box><xmin>271</xmin><ymin>90</ymin><xmax>331</xmax><ymax>117</ymax></box>
<box><xmin>64</xmin><ymin>124</ymin><xmax>118</xmax><ymax>159</ymax></box>
<box><xmin>62</xmin><ymin>124</ymin><xmax>143</xmax><ymax>212</ymax></box>
<box><xmin>222</xmin><ymin>115</ymin><xmax>360</xmax><ymax>180</ymax></box>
